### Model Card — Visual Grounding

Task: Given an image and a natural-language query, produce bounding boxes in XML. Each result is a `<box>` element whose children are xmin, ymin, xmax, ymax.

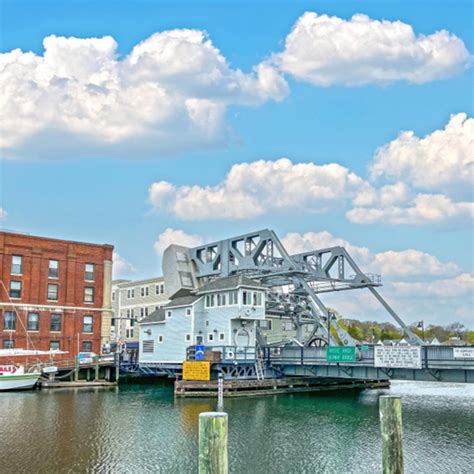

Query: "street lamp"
<box><xmin>417</xmin><ymin>321</ymin><xmax>425</xmax><ymax>342</ymax></box>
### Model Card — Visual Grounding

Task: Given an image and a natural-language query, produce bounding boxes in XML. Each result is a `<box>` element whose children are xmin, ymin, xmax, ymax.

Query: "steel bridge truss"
<box><xmin>186</xmin><ymin>229</ymin><xmax>422</xmax><ymax>346</ymax></box>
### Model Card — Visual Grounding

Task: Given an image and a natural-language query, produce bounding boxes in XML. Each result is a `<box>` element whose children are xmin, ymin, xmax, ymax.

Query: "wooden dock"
<box><xmin>40</xmin><ymin>380</ymin><xmax>117</xmax><ymax>389</ymax></box>
<box><xmin>175</xmin><ymin>377</ymin><xmax>390</xmax><ymax>398</ymax></box>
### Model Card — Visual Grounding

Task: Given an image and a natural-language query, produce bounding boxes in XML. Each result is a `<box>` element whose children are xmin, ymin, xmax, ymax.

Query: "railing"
<box><xmin>187</xmin><ymin>345</ymin><xmax>257</xmax><ymax>363</ymax></box>
<box><xmin>268</xmin><ymin>345</ymin><xmax>474</xmax><ymax>369</ymax></box>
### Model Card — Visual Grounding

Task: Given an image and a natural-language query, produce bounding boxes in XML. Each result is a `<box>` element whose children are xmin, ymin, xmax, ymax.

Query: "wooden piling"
<box><xmin>379</xmin><ymin>395</ymin><xmax>404</xmax><ymax>474</ymax></box>
<box><xmin>95</xmin><ymin>357</ymin><xmax>99</xmax><ymax>381</ymax></box>
<box><xmin>199</xmin><ymin>412</ymin><xmax>228</xmax><ymax>474</ymax></box>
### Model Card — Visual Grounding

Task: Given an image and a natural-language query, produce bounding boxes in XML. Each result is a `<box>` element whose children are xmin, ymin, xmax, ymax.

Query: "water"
<box><xmin>1</xmin><ymin>381</ymin><xmax>473</xmax><ymax>473</ymax></box>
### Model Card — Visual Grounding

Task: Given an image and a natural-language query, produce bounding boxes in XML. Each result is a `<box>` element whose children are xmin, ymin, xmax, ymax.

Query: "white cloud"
<box><xmin>391</xmin><ymin>273</ymin><xmax>474</xmax><ymax>298</ymax></box>
<box><xmin>281</xmin><ymin>230</ymin><xmax>460</xmax><ymax>277</ymax></box>
<box><xmin>149</xmin><ymin>158</ymin><xmax>365</xmax><ymax>220</ymax></box>
<box><xmin>0</xmin><ymin>208</ymin><xmax>7</xmax><ymax>220</ymax></box>
<box><xmin>275</xmin><ymin>12</ymin><xmax>471</xmax><ymax>86</ymax></box>
<box><xmin>370</xmin><ymin>113</ymin><xmax>474</xmax><ymax>196</ymax></box>
<box><xmin>112</xmin><ymin>252</ymin><xmax>136</xmax><ymax>278</ymax></box>
<box><xmin>347</xmin><ymin>193</ymin><xmax>474</xmax><ymax>226</ymax></box>
<box><xmin>154</xmin><ymin>228</ymin><xmax>204</xmax><ymax>256</ymax></box>
<box><xmin>0</xmin><ymin>30</ymin><xmax>288</xmax><ymax>159</ymax></box>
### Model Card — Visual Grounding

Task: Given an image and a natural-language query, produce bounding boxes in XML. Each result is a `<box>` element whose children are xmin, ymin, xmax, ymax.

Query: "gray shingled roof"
<box><xmin>164</xmin><ymin>294</ymin><xmax>202</xmax><ymax>308</ymax></box>
<box><xmin>197</xmin><ymin>274</ymin><xmax>267</xmax><ymax>294</ymax></box>
<box><xmin>140</xmin><ymin>308</ymin><xmax>166</xmax><ymax>325</ymax></box>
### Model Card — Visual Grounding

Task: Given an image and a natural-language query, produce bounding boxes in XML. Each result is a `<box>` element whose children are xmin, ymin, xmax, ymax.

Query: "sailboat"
<box><xmin>0</xmin><ymin>349</ymin><xmax>67</xmax><ymax>391</ymax></box>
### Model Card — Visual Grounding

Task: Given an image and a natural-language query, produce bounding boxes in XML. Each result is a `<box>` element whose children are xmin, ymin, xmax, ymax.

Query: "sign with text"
<box><xmin>182</xmin><ymin>361</ymin><xmax>211</xmax><ymax>381</ymax></box>
<box><xmin>326</xmin><ymin>346</ymin><xmax>356</xmax><ymax>363</ymax></box>
<box><xmin>374</xmin><ymin>346</ymin><xmax>422</xmax><ymax>369</ymax></box>
<box><xmin>453</xmin><ymin>348</ymin><xmax>474</xmax><ymax>359</ymax></box>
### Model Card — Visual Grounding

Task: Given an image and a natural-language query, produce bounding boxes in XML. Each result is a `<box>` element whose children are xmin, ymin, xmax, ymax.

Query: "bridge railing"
<box><xmin>268</xmin><ymin>345</ymin><xmax>474</xmax><ymax>369</ymax></box>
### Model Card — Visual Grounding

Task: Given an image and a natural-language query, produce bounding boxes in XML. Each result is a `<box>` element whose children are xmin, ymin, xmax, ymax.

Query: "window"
<box><xmin>208</xmin><ymin>333</ymin><xmax>214</xmax><ymax>342</ymax></box>
<box><xmin>160</xmin><ymin>284</ymin><xmax>164</xmax><ymax>294</ymax></box>
<box><xmin>50</xmin><ymin>313</ymin><xmax>61</xmax><ymax>332</ymax></box>
<box><xmin>4</xmin><ymin>311</ymin><xmax>16</xmax><ymax>330</ymax></box>
<box><xmin>127</xmin><ymin>289</ymin><xmax>131</xmax><ymax>299</ymax></box>
<box><xmin>166</xmin><ymin>310</ymin><xmax>172</xmax><ymax>319</ymax></box>
<box><xmin>205</xmin><ymin>294</ymin><xmax>215</xmax><ymax>308</ymax></box>
<box><xmin>155</xmin><ymin>285</ymin><xmax>160</xmax><ymax>295</ymax></box>
<box><xmin>186</xmin><ymin>308</ymin><xmax>191</xmax><ymax>317</ymax></box>
<box><xmin>242</xmin><ymin>291</ymin><xmax>250</xmax><ymax>305</ymax></box>
<box><xmin>158</xmin><ymin>335</ymin><xmax>164</xmax><ymax>343</ymax></box>
<box><xmin>111</xmin><ymin>318</ymin><xmax>115</xmax><ymax>327</ymax></box>
<box><xmin>83</xmin><ymin>315</ymin><xmax>93</xmax><ymax>333</ymax></box>
<box><xmin>85</xmin><ymin>263</ymin><xmax>95</xmax><ymax>281</ymax></box>
<box><xmin>143</xmin><ymin>340</ymin><xmax>154</xmax><ymax>352</ymax></box>
<box><xmin>219</xmin><ymin>333</ymin><xmax>225</xmax><ymax>341</ymax></box>
<box><xmin>253</xmin><ymin>292</ymin><xmax>263</xmax><ymax>306</ymax></box>
<box><xmin>145</xmin><ymin>287</ymin><xmax>149</xmax><ymax>296</ymax></box>
<box><xmin>82</xmin><ymin>341</ymin><xmax>92</xmax><ymax>352</ymax></box>
<box><xmin>50</xmin><ymin>340</ymin><xmax>60</xmax><ymax>351</ymax></box>
<box><xmin>130</xmin><ymin>329</ymin><xmax>134</xmax><ymax>338</ymax></box>
<box><xmin>185</xmin><ymin>333</ymin><xmax>191</xmax><ymax>342</ymax></box>
<box><xmin>3</xmin><ymin>339</ymin><xmax>14</xmax><ymax>349</ymax></box>
<box><xmin>141</xmin><ymin>287</ymin><xmax>145</xmax><ymax>297</ymax></box>
<box><xmin>145</xmin><ymin>307</ymin><xmax>149</xmax><ymax>316</ymax></box>
<box><xmin>131</xmin><ymin>289</ymin><xmax>135</xmax><ymax>298</ymax></box>
<box><xmin>217</xmin><ymin>293</ymin><xmax>226</xmax><ymax>306</ymax></box>
<box><xmin>27</xmin><ymin>312</ymin><xmax>39</xmax><ymax>331</ymax></box>
<box><xmin>126</xmin><ymin>309</ymin><xmax>130</xmax><ymax>318</ymax></box>
<box><xmin>140</xmin><ymin>307</ymin><xmax>144</xmax><ymax>318</ymax></box>
<box><xmin>112</xmin><ymin>292</ymin><xmax>115</xmax><ymax>302</ymax></box>
<box><xmin>9</xmin><ymin>281</ymin><xmax>22</xmax><ymax>298</ymax></box>
<box><xmin>11</xmin><ymin>255</ymin><xmax>22</xmax><ymax>275</ymax></box>
<box><xmin>229</xmin><ymin>291</ymin><xmax>238</xmax><ymax>305</ymax></box>
<box><xmin>84</xmin><ymin>287</ymin><xmax>94</xmax><ymax>303</ymax></box>
<box><xmin>205</xmin><ymin>320</ymin><xmax>209</xmax><ymax>326</ymax></box>
<box><xmin>47</xmin><ymin>284</ymin><xmax>58</xmax><ymax>301</ymax></box>
<box><xmin>126</xmin><ymin>329</ymin><xmax>130</xmax><ymax>338</ymax></box>
<box><xmin>258</xmin><ymin>320</ymin><xmax>272</xmax><ymax>330</ymax></box>
<box><xmin>48</xmin><ymin>259</ymin><xmax>59</xmax><ymax>278</ymax></box>
<box><xmin>283</xmin><ymin>321</ymin><xmax>294</xmax><ymax>331</ymax></box>
<box><xmin>130</xmin><ymin>319</ymin><xmax>135</xmax><ymax>327</ymax></box>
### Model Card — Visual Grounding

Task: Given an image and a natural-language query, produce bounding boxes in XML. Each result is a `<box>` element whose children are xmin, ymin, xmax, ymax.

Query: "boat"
<box><xmin>0</xmin><ymin>364</ymin><xmax>40</xmax><ymax>391</ymax></box>
<box><xmin>0</xmin><ymin>349</ymin><xmax>68</xmax><ymax>391</ymax></box>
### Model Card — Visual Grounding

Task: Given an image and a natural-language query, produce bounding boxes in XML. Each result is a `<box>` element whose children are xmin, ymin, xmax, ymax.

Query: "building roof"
<box><xmin>164</xmin><ymin>295</ymin><xmax>202</xmax><ymax>308</ymax></box>
<box><xmin>196</xmin><ymin>274</ymin><xmax>267</xmax><ymax>294</ymax></box>
<box><xmin>139</xmin><ymin>308</ymin><xmax>166</xmax><ymax>325</ymax></box>
<box><xmin>115</xmin><ymin>276</ymin><xmax>165</xmax><ymax>288</ymax></box>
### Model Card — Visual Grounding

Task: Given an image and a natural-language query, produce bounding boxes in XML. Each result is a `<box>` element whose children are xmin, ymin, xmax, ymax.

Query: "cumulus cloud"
<box><xmin>347</xmin><ymin>193</ymin><xmax>474</xmax><ymax>226</ymax></box>
<box><xmin>275</xmin><ymin>12</ymin><xmax>471</xmax><ymax>86</ymax></box>
<box><xmin>370</xmin><ymin>113</ymin><xmax>474</xmax><ymax>196</ymax></box>
<box><xmin>0</xmin><ymin>208</ymin><xmax>7</xmax><ymax>220</ymax></box>
<box><xmin>154</xmin><ymin>228</ymin><xmax>204</xmax><ymax>255</ymax></box>
<box><xmin>281</xmin><ymin>230</ymin><xmax>460</xmax><ymax>277</ymax></box>
<box><xmin>392</xmin><ymin>273</ymin><xmax>474</xmax><ymax>298</ymax></box>
<box><xmin>149</xmin><ymin>158</ymin><xmax>365</xmax><ymax>220</ymax></box>
<box><xmin>0</xmin><ymin>30</ymin><xmax>288</xmax><ymax>159</ymax></box>
<box><xmin>112</xmin><ymin>252</ymin><xmax>136</xmax><ymax>278</ymax></box>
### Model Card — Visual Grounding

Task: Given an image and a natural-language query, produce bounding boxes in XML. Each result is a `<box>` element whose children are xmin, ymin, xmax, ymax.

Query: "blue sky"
<box><xmin>1</xmin><ymin>0</ymin><xmax>473</xmax><ymax>326</ymax></box>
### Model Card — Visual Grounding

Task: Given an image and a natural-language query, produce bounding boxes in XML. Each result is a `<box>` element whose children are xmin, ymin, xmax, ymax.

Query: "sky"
<box><xmin>0</xmin><ymin>0</ymin><xmax>473</xmax><ymax>327</ymax></box>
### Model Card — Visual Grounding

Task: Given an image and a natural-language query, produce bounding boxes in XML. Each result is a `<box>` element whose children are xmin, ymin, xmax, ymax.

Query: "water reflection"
<box><xmin>0</xmin><ymin>381</ymin><xmax>472</xmax><ymax>473</ymax></box>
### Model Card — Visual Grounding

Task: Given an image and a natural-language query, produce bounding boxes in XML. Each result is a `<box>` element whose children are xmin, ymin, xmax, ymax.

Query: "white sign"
<box><xmin>453</xmin><ymin>348</ymin><xmax>474</xmax><ymax>359</ymax></box>
<box><xmin>374</xmin><ymin>346</ymin><xmax>422</xmax><ymax>369</ymax></box>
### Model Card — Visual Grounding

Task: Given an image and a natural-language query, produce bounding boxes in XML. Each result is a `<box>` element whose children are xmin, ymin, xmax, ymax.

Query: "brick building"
<box><xmin>0</xmin><ymin>231</ymin><xmax>113</xmax><ymax>361</ymax></box>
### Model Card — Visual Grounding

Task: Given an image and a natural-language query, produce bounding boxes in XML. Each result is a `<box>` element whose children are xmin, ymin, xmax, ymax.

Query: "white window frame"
<box><xmin>186</xmin><ymin>308</ymin><xmax>192</xmax><ymax>317</ymax></box>
<box><xmin>207</xmin><ymin>333</ymin><xmax>214</xmax><ymax>342</ymax></box>
<box><xmin>11</xmin><ymin>255</ymin><xmax>23</xmax><ymax>275</ymax></box>
<box><xmin>185</xmin><ymin>333</ymin><xmax>191</xmax><ymax>342</ymax></box>
<box><xmin>219</xmin><ymin>332</ymin><xmax>225</xmax><ymax>341</ymax></box>
<box><xmin>166</xmin><ymin>310</ymin><xmax>172</xmax><ymax>319</ymax></box>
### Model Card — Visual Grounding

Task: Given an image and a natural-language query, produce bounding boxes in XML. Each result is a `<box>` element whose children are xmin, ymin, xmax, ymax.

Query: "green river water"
<box><xmin>0</xmin><ymin>381</ymin><xmax>473</xmax><ymax>473</ymax></box>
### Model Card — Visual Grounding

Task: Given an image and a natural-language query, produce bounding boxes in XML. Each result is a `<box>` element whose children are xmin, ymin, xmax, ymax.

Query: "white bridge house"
<box><xmin>139</xmin><ymin>275</ymin><xmax>267</xmax><ymax>365</ymax></box>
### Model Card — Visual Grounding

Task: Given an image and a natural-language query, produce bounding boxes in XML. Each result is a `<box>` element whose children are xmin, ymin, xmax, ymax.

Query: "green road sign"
<box><xmin>326</xmin><ymin>346</ymin><xmax>356</xmax><ymax>363</ymax></box>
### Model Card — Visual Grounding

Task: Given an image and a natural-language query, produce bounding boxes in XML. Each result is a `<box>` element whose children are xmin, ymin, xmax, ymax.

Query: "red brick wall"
<box><xmin>0</xmin><ymin>231</ymin><xmax>113</xmax><ymax>363</ymax></box>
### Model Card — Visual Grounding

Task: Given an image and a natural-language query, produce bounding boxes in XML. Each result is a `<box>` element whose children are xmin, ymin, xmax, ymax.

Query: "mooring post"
<box><xmin>74</xmin><ymin>357</ymin><xmax>79</xmax><ymax>382</ymax></box>
<box><xmin>95</xmin><ymin>356</ymin><xmax>99</xmax><ymax>381</ymax></box>
<box><xmin>217</xmin><ymin>374</ymin><xmax>224</xmax><ymax>410</ymax></box>
<box><xmin>115</xmin><ymin>351</ymin><xmax>120</xmax><ymax>383</ymax></box>
<box><xmin>379</xmin><ymin>395</ymin><xmax>404</xmax><ymax>474</ymax></box>
<box><xmin>199</xmin><ymin>412</ymin><xmax>228</xmax><ymax>474</ymax></box>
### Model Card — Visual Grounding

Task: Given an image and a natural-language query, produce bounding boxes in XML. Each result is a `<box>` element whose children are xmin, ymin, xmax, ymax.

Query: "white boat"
<box><xmin>0</xmin><ymin>365</ymin><xmax>40</xmax><ymax>391</ymax></box>
<box><xmin>0</xmin><ymin>348</ymin><xmax>68</xmax><ymax>391</ymax></box>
